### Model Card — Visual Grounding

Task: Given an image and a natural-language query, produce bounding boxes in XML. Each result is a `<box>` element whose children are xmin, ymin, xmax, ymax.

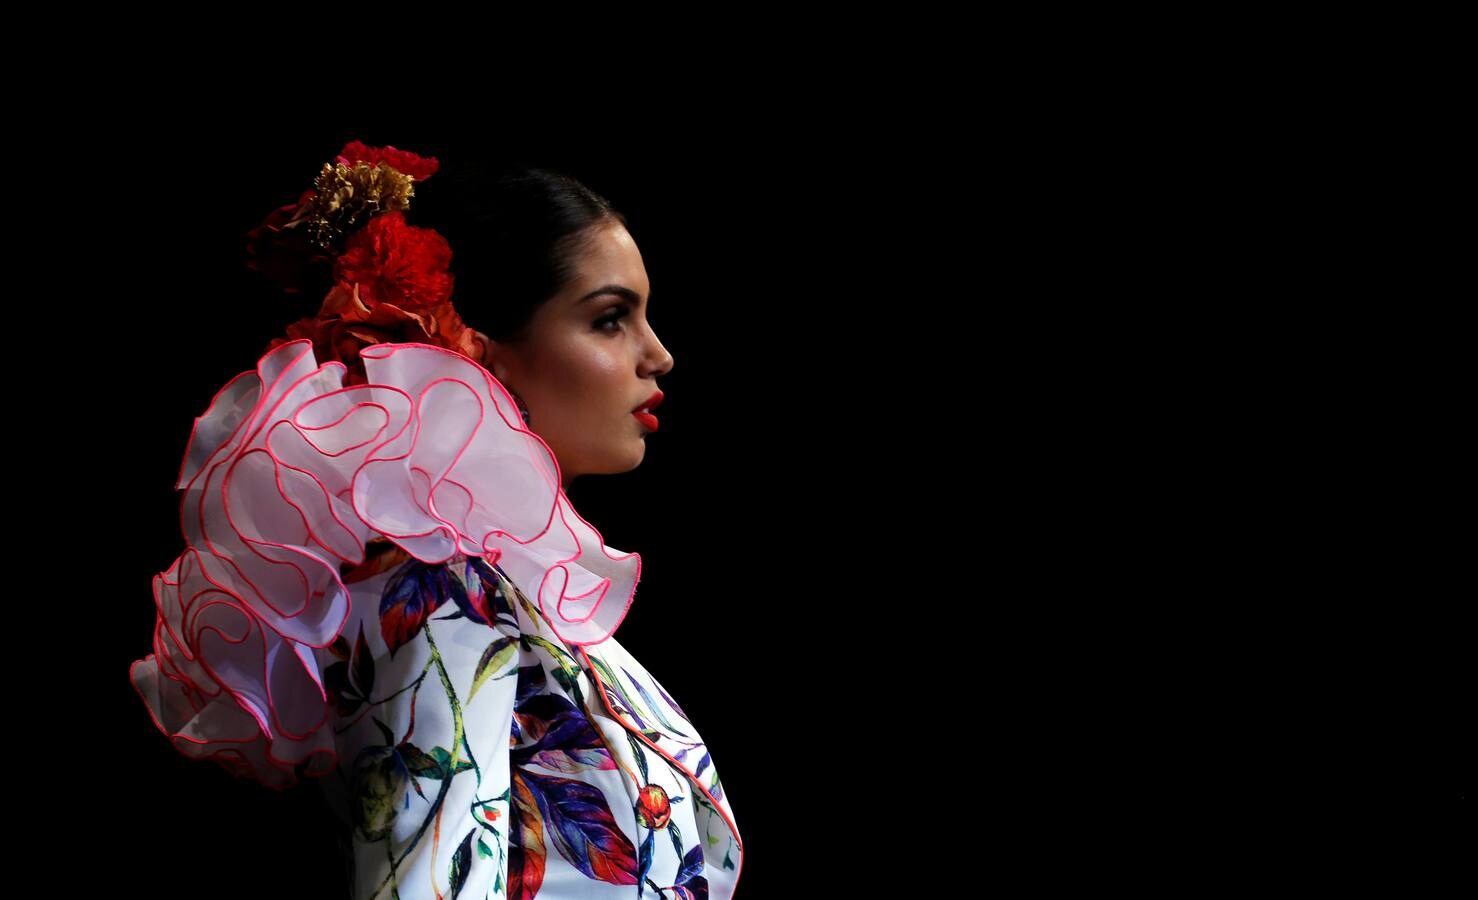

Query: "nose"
<box><xmin>641</xmin><ymin>328</ymin><xmax>674</xmax><ymax>377</ymax></box>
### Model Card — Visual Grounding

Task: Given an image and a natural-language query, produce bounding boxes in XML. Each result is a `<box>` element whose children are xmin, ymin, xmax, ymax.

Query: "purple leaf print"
<box><xmin>512</xmin><ymin>693</ymin><xmax>616</xmax><ymax>774</ymax></box>
<box><xmin>655</xmin><ymin>677</ymin><xmax>691</xmax><ymax>722</ymax></box>
<box><xmin>445</xmin><ymin>556</ymin><xmax>497</xmax><ymax>625</ymax></box>
<box><xmin>459</xmin><ymin>556</ymin><xmax>518</xmax><ymax>626</ymax></box>
<box><xmin>587</xmin><ymin>656</ymin><xmax>650</xmax><ymax>729</ymax></box>
<box><xmin>517</xmin><ymin>768</ymin><xmax>639</xmax><ymax>886</ymax></box>
<box><xmin>675</xmin><ymin>842</ymin><xmax>705</xmax><ymax>884</ymax></box>
<box><xmin>379</xmin><ymin>560</ymin><xmax>467</xmax><ymax>657</ymax></box>
<box><xmin>667</xmin><ymin>844</ymin><xmax>711</xmax><ymax>900</ymax></box>
<box><xmin>621</xmin><ymin>665</ymin><xmax>690</xmax><ymax>737</ymax></box>
<box><xmin>515</xmin><ymin>662</ymin><xmax>548</xmax><ymax>705</ymax></box>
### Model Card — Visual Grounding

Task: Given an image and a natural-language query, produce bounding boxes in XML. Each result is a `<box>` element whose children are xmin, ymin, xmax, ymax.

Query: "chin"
<box><xmin>580</xmin><ymin>442</ymin><xmax>646</xmax><ymax>478</ymax></box>
<box><xmin>618</xmin><ymin>439</ymin><xmax>647</xmax><ymax>473</ymax></box>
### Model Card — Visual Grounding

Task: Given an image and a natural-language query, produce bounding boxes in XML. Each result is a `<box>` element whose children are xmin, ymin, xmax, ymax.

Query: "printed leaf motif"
<box><xmin>372</xmin><ymin>717</ymin><xmax>395</xmax><ymax>747</ymax></box>
<box><xmin>517</xmin><ymin>768</ymin><xmax>639</xmax><ymax>886</ymax></box>
<box><xmin>448</xmin><ymin>828</ymin><xmax>475</xmax><ymax>899</ymax></box>
<box><xmin>625</xmin><ymin>731</ymin><xmax>650</xmax><ymax>783</ymax></box>
<box><xmin>458</xmin><ymin>556</ymin><xmax>519</xmax><ymax>627</ymax></box>
<box><xmin>515</xmin><ymin>662</ymin><xmax>549</xmax><ymax>706</ymax></box>
<box><xmin>667</xmin><ymin>822</ymin><xmax>685</xmax><ymax>870</ymax></box>
<box><xmin>349</xmin><ymin>744</ymin><xmax>408</xmax><ymax>842</ymax></box>
<box><xmin>521</xmin><ymin>634</ymin><xmax>585</xmax><ymax>703</ymax></box>
<box><xmin>621</xmin><ymin>664</ymin><xmax>690</xmax><ymax>737</ymax></box>
<box><xmin>468</xmin><ymin>636</ymin><xmax>518</xmax><ymax>702</ymax></box>
<box><xmin>586</xmin><ymin>654</ymin><xmax>654</xmax><ymax>731</ymax></box>
<box><xmin>379</xmin><ymin>560</ymin><xmax>468</xmax><ymax>657</ymax></box>
<box><xmin>512</xmin><ymin>693</ymin><xmax>616</xmax><ymax>774</ymax></box>
<box><xmin>424</xmin><ymin>745</ymin><xmax>475</xmax><ymax>779</ymax></box>
<box><xmin>654</xmin><ymin>678</ymin><xmax>691</xmax><ymax>723</ymax></box>
<box><xmin>668</xmin><ymin>844</ymin><xmax>710</xmax><ymax>900</ymax></box>
<box><xmin>398</xmin><ymin>742</ymin><xmax>442</xmax><ymax>778</ymax></box>
<box><xmin>352</xmin><ymin>623</ymin><xmax>375</xmax><ymax>697</ymax></box>
<box><xmin>341</xmin><ymin>539</ymin><xmax>413</xmax><ymax>584</ymax></box>
<box><xmin>550</xmin><ymin>664</ymin><xmax>580</xmax><ymax>697</ymax></box>
<box><xmin>675</xmin><ymin>842</ymin><xmax>705</xmax><ymax>884</ymax></box>
<box><xmin>509</xmin><ymin>774</ymin><xmax>548</xmax><ymax>900</ymax></box>
<box><xmin>446</xmin><ymin>557</ymin><xmax>496</xmax><ymax>626</ymax></box>
<box><xmin>523</xmin><ymin>635</ymin><xmax>580</xmax><ymax>672</ymax></box>
<box><xmin>323</xmin><ymin>659</ymin><xmax>361</xmax><ymax>717</ymax></box>
<box><xmin>637</xmin><ymin>828</ymin><xmax>655</xmax><ymax>896</ymax></box>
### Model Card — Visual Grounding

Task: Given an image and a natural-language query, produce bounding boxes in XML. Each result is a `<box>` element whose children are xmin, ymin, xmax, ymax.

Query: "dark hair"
<box><xmin>414</xmin><ymin>162</ymin><xmax>628</xmax><ymax>343</ymax></box>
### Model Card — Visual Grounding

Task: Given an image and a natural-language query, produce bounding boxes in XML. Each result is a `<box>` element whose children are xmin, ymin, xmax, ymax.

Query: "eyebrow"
<box><xmin>577</xmin><ymin>284</ymin><xmax>648</xmax><ymax>306</ymax></box>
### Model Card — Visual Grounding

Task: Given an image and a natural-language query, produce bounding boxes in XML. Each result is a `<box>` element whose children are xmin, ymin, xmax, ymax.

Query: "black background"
<box><xmin>18</xmin><ymin>74</ymin><xmax>1470</xmax><ymax>894</ymax></box>
<box><xmin>61</xmin><ymin>107</ymin><xmax>917</xmax><ymax>897</ymax></box>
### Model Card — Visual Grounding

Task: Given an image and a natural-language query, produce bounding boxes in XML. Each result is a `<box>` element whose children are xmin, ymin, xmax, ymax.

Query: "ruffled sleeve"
<box><xmin>128</xmin><ymin>339</ymin><xmax>640</xmax><ymax>791</ymax></box>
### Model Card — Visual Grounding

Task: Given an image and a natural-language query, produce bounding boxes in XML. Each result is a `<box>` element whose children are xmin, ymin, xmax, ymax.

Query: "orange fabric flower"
<box><xmin>268</xmin><ymin>283</ymin><xmax>481</xmax><ymax>386</ymax></box>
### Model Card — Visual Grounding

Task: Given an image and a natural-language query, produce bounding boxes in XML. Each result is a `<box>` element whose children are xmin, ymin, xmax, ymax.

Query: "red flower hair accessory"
<box><xmin>249</xmin><ymin>140</ymin><xmax>487</xmax><ymax>385</ymax></box>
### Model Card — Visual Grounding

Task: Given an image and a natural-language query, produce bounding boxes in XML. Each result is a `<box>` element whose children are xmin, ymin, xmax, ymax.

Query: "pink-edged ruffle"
<box><xmin>129</xmin><ymin>339</ymin><xmax>640</xmax><ymax>790</ymax></box>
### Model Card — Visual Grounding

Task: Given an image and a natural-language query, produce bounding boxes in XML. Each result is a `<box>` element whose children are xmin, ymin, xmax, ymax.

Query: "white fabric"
<box><xmin>129</xmin><ymin>340</ymin><xmax>741</xmax><ymax>897</ymax></box>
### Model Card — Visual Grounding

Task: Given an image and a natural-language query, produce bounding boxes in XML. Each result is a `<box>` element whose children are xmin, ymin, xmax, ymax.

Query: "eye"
<box><xmin>594</xmin><ymin>305</ymin><xmax>630</xmax><ymax>333</ymax></box>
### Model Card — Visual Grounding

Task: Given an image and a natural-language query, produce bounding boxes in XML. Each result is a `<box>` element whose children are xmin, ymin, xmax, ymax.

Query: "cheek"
<box><xmin>540</xmin><ymin>344</ymin><xmax>626</xmax><ymax>416</ymax></box>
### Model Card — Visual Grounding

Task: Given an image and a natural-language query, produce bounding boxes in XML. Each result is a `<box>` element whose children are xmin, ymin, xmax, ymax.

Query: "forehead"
<box><xmin>564</xmin><ymin>224</ymin><xmax>650</xmax><ymax>301</ymax></box>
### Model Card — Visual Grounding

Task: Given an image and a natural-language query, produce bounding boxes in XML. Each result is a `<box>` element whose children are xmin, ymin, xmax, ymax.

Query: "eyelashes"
<box><xmin>595</xmin><ymin>305</ymin><xmax>631</xmax><ymax>332</ymax></box>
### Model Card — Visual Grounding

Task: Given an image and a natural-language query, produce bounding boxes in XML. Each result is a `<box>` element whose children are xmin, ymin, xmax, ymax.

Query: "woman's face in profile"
<box><xmin>482</xmin><ymin>222</ymin><xmax>674</xmax><ymax>490</ymax></box>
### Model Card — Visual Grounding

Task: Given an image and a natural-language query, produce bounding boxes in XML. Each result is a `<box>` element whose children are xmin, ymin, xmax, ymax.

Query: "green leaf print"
<box><xmin>468</xmin><ymin>636</ymin><xmax>518</xmax><ymax>702</ymax></box>
<box><xmin>448</xmin><ymin>828</ymin><xmax>474</xmax><ymax>898</ymax></box>
<box><xmin>420</xmin><ymin>745</ymin><xmax>476</xmax><ymax>779</ymax></box>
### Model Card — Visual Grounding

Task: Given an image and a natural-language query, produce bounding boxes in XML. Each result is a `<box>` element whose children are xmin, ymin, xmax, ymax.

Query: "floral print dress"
<box><xmin>312</xmin><ymin>540</ymin><xmax>742</xmax><ymax>899</ymax></box>
<box><xmin>128</xmin><ymin>340</ymin><xmax>743</xmax><ymax>900</ymax></box>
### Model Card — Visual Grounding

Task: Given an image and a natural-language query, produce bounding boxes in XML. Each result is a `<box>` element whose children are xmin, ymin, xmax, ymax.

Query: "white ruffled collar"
<box><xmin>130</xmin><ymin>339</ymin><xmax>640</xmax><ymax>789</ymax></box>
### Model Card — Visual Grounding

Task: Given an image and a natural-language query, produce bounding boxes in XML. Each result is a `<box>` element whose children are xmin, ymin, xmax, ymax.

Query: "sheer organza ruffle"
<box><xmin>129</xmin><ymin>339</ymin><xmax>639</xmax><ymax>790</ymax></box>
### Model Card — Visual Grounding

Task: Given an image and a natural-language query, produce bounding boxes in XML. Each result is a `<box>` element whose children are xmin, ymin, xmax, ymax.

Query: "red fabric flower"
<box><xmin>334</xmin><ymin>211</ymin><xmax>454</xmax><ymax>312</ymax></box>
<box><xmin>244</xmin><ymin>188</ymin><xmax>330</xmax><ymax>294</ymax></box>
<box><xmin>336</xmin><ymin>140</ymin><xmax>440</xmax><ymax>181</ymax></box>
<box><xmin>256</xmin><ymin>140</ymin><xmax>484</xmax><ymax>383</ymax></box>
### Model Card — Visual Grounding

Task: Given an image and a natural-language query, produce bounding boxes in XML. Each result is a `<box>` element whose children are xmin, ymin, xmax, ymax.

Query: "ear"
<box><xmin>471</xmin><ymin>329</ymin><xmax>512</xmax><ymax>384</ymax></box>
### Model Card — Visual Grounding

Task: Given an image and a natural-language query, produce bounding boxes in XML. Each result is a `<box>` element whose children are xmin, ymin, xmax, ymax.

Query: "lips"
<box><xmin>632</xmin><ymin>390</ymin><xmax>664</xmax><ymax>414</ymax></box>
<box><xmin>633</xmin><ymin>390</ymin><xmax>663</xmax><ymax>432</ymax></box>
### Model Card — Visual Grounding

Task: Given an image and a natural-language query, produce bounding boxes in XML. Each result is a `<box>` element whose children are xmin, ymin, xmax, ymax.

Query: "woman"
<box><xmin>129</xmin><ymin>141</ymin><xmax>743</xmax><ymax>899</ymax></box>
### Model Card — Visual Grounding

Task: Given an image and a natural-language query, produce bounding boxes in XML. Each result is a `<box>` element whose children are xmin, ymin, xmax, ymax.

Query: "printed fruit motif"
<box><xmin>635</xmin><ymin>783</ymin><xmax>672</xmax><ymax>829</ymax></box>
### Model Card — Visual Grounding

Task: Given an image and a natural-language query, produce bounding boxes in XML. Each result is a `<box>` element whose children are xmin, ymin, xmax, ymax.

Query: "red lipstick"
<box><xmin>633</xmin><ymin>390</ymin><xmax>664</xmax><ymax>431</ymax></box>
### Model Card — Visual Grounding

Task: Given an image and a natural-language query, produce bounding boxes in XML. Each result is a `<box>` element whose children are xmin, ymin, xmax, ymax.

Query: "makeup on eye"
<box><xmin>595</xmin><ymin>304</ymin><xmax>630</xmax><ymax>331</ymax></box>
